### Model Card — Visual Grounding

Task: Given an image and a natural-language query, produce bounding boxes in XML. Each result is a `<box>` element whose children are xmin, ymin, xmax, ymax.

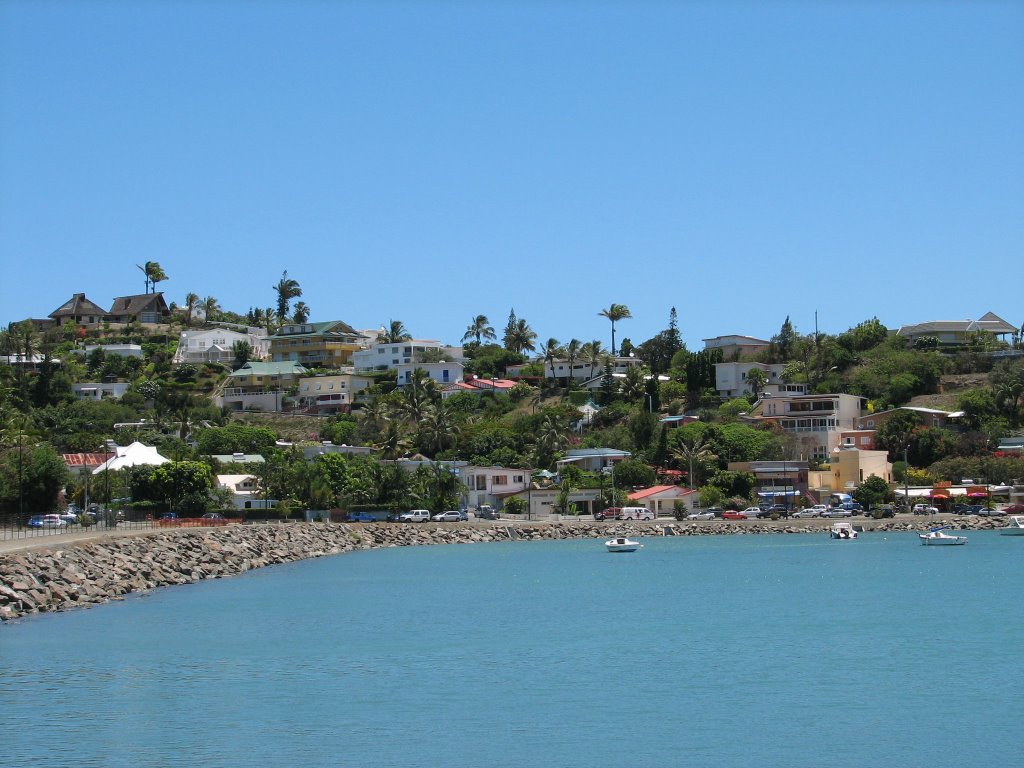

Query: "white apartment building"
<box><xmin>714</xmin><ymin>362</ymin><xmax>808</xmax><ymax>400</ymax></box>
<box><xmin>395</xmin><ymin>361</ymin><xmax>464</xmax><ymax>388</ymax></box>
<box><xmin>351</xmin><ymin>340</ymin><xmax>464</xmax><ymax>373</ymax></box>
<box><xmin>296</xmin><ymin>373</ymin><xmax>375</xmax><ymax>414</ymax></box>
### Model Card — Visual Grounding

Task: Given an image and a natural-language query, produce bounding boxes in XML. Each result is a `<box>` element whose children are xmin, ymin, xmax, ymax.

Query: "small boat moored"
<box><xmin>1000</xmin><ymin>516</ymin><xmax>1024</xmax><ymax>536</ymax></box>
<box><xmin>605</xmin><ymin>537</ymin><xmax>642</xmax><ymax>553</ymax></box>
<box><xmin>919</xmin><ymin>526</ymin><xmax>968</xmax><ymax>546</ymax></box>
<box><xmin>829</xmin><ymin>521</ymin><xmax>858</xmax><ymax>540</ymax></box>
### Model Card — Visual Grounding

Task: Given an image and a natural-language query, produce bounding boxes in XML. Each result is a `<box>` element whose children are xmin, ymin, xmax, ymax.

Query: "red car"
<box><xmin>1003</xmin><ymin>503</ymin><xmax>1024</xmax><ymax>515</ymax></box>
<box><xmin>722</xmin><ymin>510</ymin><xmax>749</xmax><ymax>520</ymax></box>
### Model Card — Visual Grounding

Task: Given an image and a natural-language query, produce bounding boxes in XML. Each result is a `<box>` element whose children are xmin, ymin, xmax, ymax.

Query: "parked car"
<box><xmin>976</xmin><ymin>507</ymin><xmax>1005</xmax><ymax>517</ymax></box>
<box><xmin>739</xmin><ymin>507</ymin><xmax>766</xmax><ymax>519</ymax></box>
<box><xmin>202</xmin><ymin>512</ymin><xmax>225</xmax><ymax>520</ymax></box>
<box><xmin>617</xmin><ymin>507</ymin><xmax>655</xmax><ymax>521</ymax></box>
<box><xmin>348</xmin><ymin>511</ymin><xmax>377</xmax><ymax>522</ymax></box>
<box><xmin>28</xmin><ymin>514</ymin><xmax>66</xmax><ymax>528</ymax></box>
<box><xmin>767</xmin><ymin>504</ymin><xmax>789</xmax><ymax>516</ymax></box>
<box><xmin>399</xmin><ymin>509</ymin><xmax>431</xmax><ymax>522</ymax></box>
<box><xmin>821</xmin><ymin>507</ymin><xmax>853</xmax><ymax>518</ymax></box>
<box><xmin>432</xmin><ymin>511</ymin><xmax>463</xmax><ymax>522</ymax></box>
<box><xmin>722</xmin><ymin>510</ymin><xmax>749</xmax><ymax>520</ymax></box>
<box><xmin>841</xmin><ymin>502</ymin><xmax>863</xmax><ymax>513</ymax></box>
<box><xmin>160</xmin><ymin>512</ymin><xmax>178</xmax><ymax>520</ymax></box>
<box><xmin>686</xmin><ymin>510</ymin><xmax>716</xmax><ymax>520</ymax></box>
<box><xmin>706</xmin><ymin>507</ymin><xmax>724</xmax><ymax>517</ymax></box>
<box><xmin>593</xmin><ymin>507</ymin><xmax>622</xmax><ymax>521</ymax></box>
<box><xmin>790</xmin><ymin>508</ymin><xmax>820</xmax><ymax>519</ymax></box>
<box><xmin>58</xmin><ymin>510</ymin><xmax>79</xmax><ymax>525</ymax></box>
<box><xmin>871</xmin><ymin>505</ymin><xmax>896</xmax><ymax>518</ymax></box>
<box><xmin>913</xmin><ymin>504</ymin><xmax>939</xmax><ymax>515</ymax></box>
<box><xmin>1003</xmin><ymin>503</ymin><xmax>1024</xmax><ymax>515</ymax></box>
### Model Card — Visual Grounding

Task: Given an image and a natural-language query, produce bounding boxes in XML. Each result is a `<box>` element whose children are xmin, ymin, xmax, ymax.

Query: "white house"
<box><xmin>742</xmin><ymin>392</ymin><xmax>866</xmax><ymax>462</ymax></box>
<box><xmin>714</xmin><ymin>361</ymin><xmax>808</xmax><ymax>400</ymax></box>
<box><xmin>91</xmin><ymin>442</ymin><xmax>169</xmax><ymax>473</ymax></box>
<box><xmin>351</xmin><ymin>339</ymin><xmax>464</xmax><ymax>373</ymax></box>
<box><xmin>216</xmin><ymin>474</ymin><xmax>277</xmax><ymax>511</ymax></box>
<box><xmin>507</xmin><ymin>355</ymin><xmax>643</xmax><ymax>383</ymax></box>
<box><xmin>461</xmin><ymin>465</ymin><xmax>531</xmax><ymax>509</ymax></box>
<box><xmin>173</xmin><ymin>327</ymin><xmax>270</xmax><ymax>365</ymax></box>
<box><xmin>395</xmin><ymin>360</ymin><xmax>465</xmax><ymax>388</ymax></box>
<box><xmin>627</xmin><ymin>485</ymin><xmax>698</xmax><ymax>516</ymax></box>
<box><xmin>72</xmin><ymin>382</ymin><xmax>130</xmax><ymax>401</ymax></box>
<box><xmin>81</xmin><ymin>344</ymin><xmax>144</xmax><ymax>359</ymax></box>
<box><xmin>557</xmin><ymin>448</ymin><xmax>631</xmax><ymax>474</ymax></box>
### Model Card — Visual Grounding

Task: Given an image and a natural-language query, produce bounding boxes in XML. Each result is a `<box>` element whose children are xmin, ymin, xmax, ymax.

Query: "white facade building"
<box><xmin>714</xmin><ymin>362</ymin><xmax>808</xmax><ymax>400</ymax></box>
<box><xmin>744</xmin><ymin>393</ymin><xmax>866</xmax><ymax>462</ymax></box>
<box><xmin>351</xmin><ymin>340</ymin><xmax>464</xmax><ymax>373</ymax></box>
<box><xmin>174</xmin><ymin>327</ymin><xmax>270</xmax><ymax>365</ymax></box>
<box><xmin>395</xmin><ymin>361</ymin><xmax>464</xmax><ymax>388</ymax></box>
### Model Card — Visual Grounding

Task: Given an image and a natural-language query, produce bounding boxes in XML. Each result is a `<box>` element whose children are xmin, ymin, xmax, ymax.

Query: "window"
<box><xmin>493</xmin><ymin>475</ymin><xmax>509</xmax><ymax>486</ymax></box>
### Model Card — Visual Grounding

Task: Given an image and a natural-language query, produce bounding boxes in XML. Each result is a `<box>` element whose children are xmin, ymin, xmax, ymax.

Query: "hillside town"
<box><xmin>2</xmin><ymin>264</ymin><xmax>1023</xmax><ymax>526</ymax></box>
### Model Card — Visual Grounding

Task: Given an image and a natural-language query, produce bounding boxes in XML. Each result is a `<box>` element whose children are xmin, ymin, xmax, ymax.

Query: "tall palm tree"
<box><xmin>273</xmin><ymin>271</ymin><xmax>302</xmax><ymax>321</ymax></box>
<box><xmin>598</xmin><ymin>303</ymin><xmax>632</xmax><ymax>355</ymax></box>
<box><xmin>183</xmin><ymin>292</ymin><xmax>200</xmax><ymax>327</ymax></box>
<box><xmin>671</xmin><ymin>434</ymin><xmax>717</xmax><ymax>489</ymax></box>
<box><xmin>506</xmin><ymin>318</ymin><xmax>537</xmax><ymax>355</ymax></box>
<box><xmin>564</xmin><ymin>339</ymin><xmax>582</xmax><ymax>388</ymax></box>
<box><xmin>231</xmin><ymin>340</ymin><xmax>253</xmax><ymax>370</ymax></box>
<box><xmin>137</xmin><ymin>261</ymin><xmax>168</xmax><ymax>294</ymax></box>
<box><xmin>377</xmin><ymin>319</ymin><xmax>412</xmax><ymax>344</ymax></box>
<box><xmin>421</xmin><ymin>402</ymin><xmax>461</xmax><ymax>456</ymax></box>
<box><xmin>202</xmin><ymin>296</ymin><xmax>220</xmax><ymax>323</ymax></box>
<box><xmin>462</xmin><ymin>315</ymin><xmax>496</xmax><ymax>345</ymax></box>
<box><xmin>541</xmin><ymin>338</ymin><xmax>564</xmax><ymax>383</ymax></box>
<box><xmin>292</xmin><ymin>301</ymin><xmax>311</xmax><ymax>324</ymax></box>
<box><xmin>582</xmin><ymin>340</ymin><xmax>604</xmax><ymax>380</ymax></box>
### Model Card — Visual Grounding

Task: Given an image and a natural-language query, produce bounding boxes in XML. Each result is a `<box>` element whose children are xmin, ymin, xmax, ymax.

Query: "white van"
<box><xmin>617</xmin><ymin>507</ymin><xmax>655</xmax><ymax>521</ymax></box>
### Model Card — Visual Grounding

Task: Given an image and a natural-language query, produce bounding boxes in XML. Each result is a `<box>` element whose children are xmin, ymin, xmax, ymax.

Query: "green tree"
<box><xmin>231</xmin><ymin>340</ymin><xmax>253</xmax><ymax>370</ymax></box>
<box><xmin>377</xmin><ymin>319</ymin><xmax>412</xmax><ymax>343</ymax></box>
<box><xmin>598</xmin><ymin>303</ymin><xmax>632</xmax><ymax>356</ymax></box>
<box><xmin>273</xmin><ymin>271</ymin><xmax>303</xmax><ymax>322</ymax></box>
<box><xmin>541</xmin><ymin>338</ymin><xmax>564</xmax><ymax>383</ymax></box>
<box><xmin>137</xmin><ymin>261</ymin><xmax>168</xmax><ymax>294</ymax></box>
<box><xmin>671</xmin><ymin>433</ymin><xmax>716</xmax><ymax>488</ymax></box>
<box><xmin>745</xmin><ymin>368</ymin><xmax>768</xmax><ymax>396</ymax></box>
<box><xmin>152</xmin><ymin>461</ymin><xmax>214</xmax><ymax>516</ymax></box>
<box><xmin>853</xmin><ymin>474</ymin><xmax>891</xmax><ymax>510</ymax></box>
<box><xmin>183</xmin><ymin>292</ymin><xmax>200</xmax><ymax>327</ymax></box>
<box><xmin>202</xmin><ymin>296</ymin><xmax>220</xmax><ymax>323</ymax></box>
<box><xmin>462</xmin><ymin>315</ymin><xmax>496</xmax><ymax>345</ymax></box>
<box><xmin>292</xmin><ymin>301</ymin><xmax>311</xmax><ymax>324</ymax></box>
<box><xmin>195</xmin><ymin>424</ymin><xmax>277</xmax><ymax>455</ymax></box>
<box><xmin>613</xmin><ymin>458</ymin><xmax>656</xmax><ymax>489</ymax></box>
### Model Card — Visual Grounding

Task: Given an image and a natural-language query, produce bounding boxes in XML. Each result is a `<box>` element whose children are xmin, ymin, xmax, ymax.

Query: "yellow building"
<box><xmin>270</xmin><ymin>321</ymin><xmax>362</xmax><ymax>368</ymax></box>
<box><xmin>829</xmin><ymin>443</ymin><xmax>892</xmax><ymax>495</ymax></box>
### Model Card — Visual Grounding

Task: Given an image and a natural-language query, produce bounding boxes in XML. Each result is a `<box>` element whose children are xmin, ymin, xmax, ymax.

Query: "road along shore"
<box><xmin>0</xmin><ymin>516</ymin><xmax>1005</xmax><ymax>622</ymax></box>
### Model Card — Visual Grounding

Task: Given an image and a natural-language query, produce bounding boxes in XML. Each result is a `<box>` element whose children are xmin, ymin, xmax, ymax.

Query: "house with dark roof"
<box><xmin>48</xmin><ymin>293</ymin><xmax>108</xmax><ymax>326</ymax></box>
<box><xmin>106</xmin><ymin>293</ymin><xmax>171</xmax><ymax>325</ymax></box>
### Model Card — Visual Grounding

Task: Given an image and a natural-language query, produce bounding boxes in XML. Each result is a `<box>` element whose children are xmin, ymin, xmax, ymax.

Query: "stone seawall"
<box><xmin>0</xmin><ymin>516</ymin><xmax>1007</xmax><ymax>622</ymax></box>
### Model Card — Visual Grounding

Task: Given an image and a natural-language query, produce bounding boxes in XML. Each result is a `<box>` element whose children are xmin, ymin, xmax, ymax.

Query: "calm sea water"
<box><xmin>2</xmin><ymin>530</ymin><xmax>1022</xmax><ymax>768</ymax></box>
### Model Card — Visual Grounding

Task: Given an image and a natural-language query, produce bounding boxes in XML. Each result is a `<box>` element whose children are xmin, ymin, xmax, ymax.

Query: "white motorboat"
<box><xmin>1000</xmin><ymin>516</ymin><xmax>1024</xmax><ymax>536</ymax></box>
<box><xmin>605</xmin><ymin>537</ymin><xmax>642</xmax><ymax>553</ymax></box>
<box><xmin>919</xmin><ymin>526</ymin><xmax>968</xmax><ymax>546</ymax></box>
<box><xmin>829</xmin><ymin>521</ymin><xmax>858</xmax><ymax>540</ymax></box>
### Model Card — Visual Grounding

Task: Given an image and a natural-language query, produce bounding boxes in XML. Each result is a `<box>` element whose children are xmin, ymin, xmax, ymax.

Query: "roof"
<box><xmin>227</xmin><ymin>361</ymin><xmax>308</xmax><ymax>377</ymax></box>
<box><xmin>49</xmin><ymin>293</ymin><xmax>107</xmax><ymax>319</ymax></box>
<box><xmin>896</xmin><ymin>313</ymin><xmax>1017</xmax><ymax>337</ymax></box>
<box><xmin>108</xmin><ymin>293</ymin><xmax>168</xmax><ymax>316</ymax></box>
<box><xmin>564</xmin><ymin>448</ymin><xmax>632</xmax><ymax>458</ymax></box>
<box><xmin>702</xmin><ymin>335</ymin><xmax>771</xmax><ymax>345</ymax></box>
<box><xmin>62</xmin><ymin>452</ymin><xmax>109</xmax><ymax>468</ymax></box>
<box><xmin>211</xmin><ymin>453</ymin><xmax>266</xmax><ymax>463</ymax></box>
<box><xmin>92</xmin><ymin>442</ymin><xmax>169</xmax><ymax>473</ymax></box>
<box><xmin>866</xmin><ymin>406</ymin><xmax>954</xmax><ymax>418</ymax></box>
<box><xmin>273</xmin><ymin>320</ymin><xmax>359</xmax><ymax>339</ymax></box>
<box><xmin>628</xmin><ymin>485</ymin><xmax>695</xmax><ymax>500</ymax></box>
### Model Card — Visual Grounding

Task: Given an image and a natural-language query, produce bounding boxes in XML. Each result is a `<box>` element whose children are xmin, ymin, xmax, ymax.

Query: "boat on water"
<box><xmin>1000</xmin><ymin>516</ymin><xmax>1024</xmax><ymax>536</ymax></box>
<box><xmin>829</xmin><ymin>521</ymin><xmax>858</xmax><ymax>540</ymax></box>
<box><xmin>605</xmin><ymin>537</ymin><xmax>642</xmax><ymax>553</ymax></box>
<box><xmin>919</xmin><ymin>526</ymin><xmax>968</xmax><ymax>546</ymax></box>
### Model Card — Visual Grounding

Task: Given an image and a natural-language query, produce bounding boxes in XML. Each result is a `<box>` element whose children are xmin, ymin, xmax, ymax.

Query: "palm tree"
<box><xmin>564</xmin><ymin>339</ymin><xmax>582</xmax><ymax>388</ymax></box>
<box><xmin>506</xmin><ymin>318</ymin><xmax>537</xmax><ymax>355</ymax></box>
<box><xmin>201</xmin><ymin>296</ymin><xmax>220</xmax><ymax>324</ymax></box>
<box><xmin>183</xmin><ymin>292</ymin><xmax>200</xmax><ymax>327</ymax></box>
<box><xmin>421</xmin><ymin>402</ymin><xmax>461</xmax><ymax>455</ymax></box>
<box><xmin>532</xmin><ymin>411</ymin><xmax>569</xmax><ymax>469</ymax></box>
<box><xmin>582</xmin><ymin>340</ymin><xmax>604</xmax><ymax>380</ymax></box>
<box><xmin>273</xmin><ymin>271</ymin><xmax>302</xmax><ymax>321</ymax></box>
<box><xmin>671</xmin><ymin>434</ymin><xmax>717</xmax><ymax>489</ymax></box>
<box><xmin>462</xmin><ymin>315</ymin><xmax>496</xmax><ymax>345</ymax></box>
<box><xmin>598</xmin><ymin>303</ymin><xmax>632</xmax><ymax>355</ymax></box>
<box><xmin>541</xmin><ymin>338</ymin><xmax>564</xmax><ymax>383</ymax></box>
<box><xmin>137</xmin><ymin>261</ymin><xmax>168</xmax><ymax>294</ymax></box>
<box><xmin>377</xmin><ymin>319</ymin><xmax>412</xmax><ymax>344</ymax></box>
<box><xmin>292</xmin><ymin>301</ymin><xmax>310</xmax><ymax>324</ymax></box>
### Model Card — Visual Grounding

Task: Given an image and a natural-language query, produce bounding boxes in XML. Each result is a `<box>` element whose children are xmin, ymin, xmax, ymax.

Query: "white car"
<box><xmin>617</xmin><ymin>507</ymin><xmax>655</xmax><ymax>521</ymax></box>
<box><xmin>399</xmin><ymin>509</ymin><xmax>431</xmax><ymax>522</ymax></box>
<box><xmin>820</xmin><ymin>507</ymin><xmax>853</xmax><ymax>518</ymax></box>
<box><xmin>431</xmin><ymin>511</ymin><xmax>463</xmax><ymax>522</ymax></box>
<box><xmin>790</xmin><ymin>508</ymin><xmax>820</xmax><ymax>519</ymax></box>
<box><xmin>686</xmin><ymin>510</ymin><xmax>716</xmax><ymax>520</ymax></box>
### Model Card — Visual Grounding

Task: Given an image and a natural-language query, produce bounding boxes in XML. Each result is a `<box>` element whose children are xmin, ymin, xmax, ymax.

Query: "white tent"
<box><xmin>92</xmin><ymin>441</ymin><xmax>170</xmax><ymax>474</ymax></box>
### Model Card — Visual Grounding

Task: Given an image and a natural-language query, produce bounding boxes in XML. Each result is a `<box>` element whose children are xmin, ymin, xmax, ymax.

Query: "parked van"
<box><xmin>617</xmin><ymin>507</ymin><xmax>655</xmax><ymax>521</ymax></box>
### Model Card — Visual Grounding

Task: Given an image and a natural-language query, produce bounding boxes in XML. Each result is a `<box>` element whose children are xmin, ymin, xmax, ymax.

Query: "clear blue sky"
<box><xmin>2</xmin><ymin>1</ymin><xmax>1021</xmax><ymax>352</ymax></box>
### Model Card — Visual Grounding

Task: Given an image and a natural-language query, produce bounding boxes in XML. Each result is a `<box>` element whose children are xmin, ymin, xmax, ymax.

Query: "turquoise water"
<box><xmin>2</xmin><ymin>530</ymin><xmax>1022</xmax><ymax>767</ymax></box>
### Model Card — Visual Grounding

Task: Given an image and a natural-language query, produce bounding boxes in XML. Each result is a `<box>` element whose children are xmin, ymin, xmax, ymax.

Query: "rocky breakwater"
<box><xmin>0</xmin><ymin>516</ymin><xmax>1011</xmax><ymax>621</ymax></box>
